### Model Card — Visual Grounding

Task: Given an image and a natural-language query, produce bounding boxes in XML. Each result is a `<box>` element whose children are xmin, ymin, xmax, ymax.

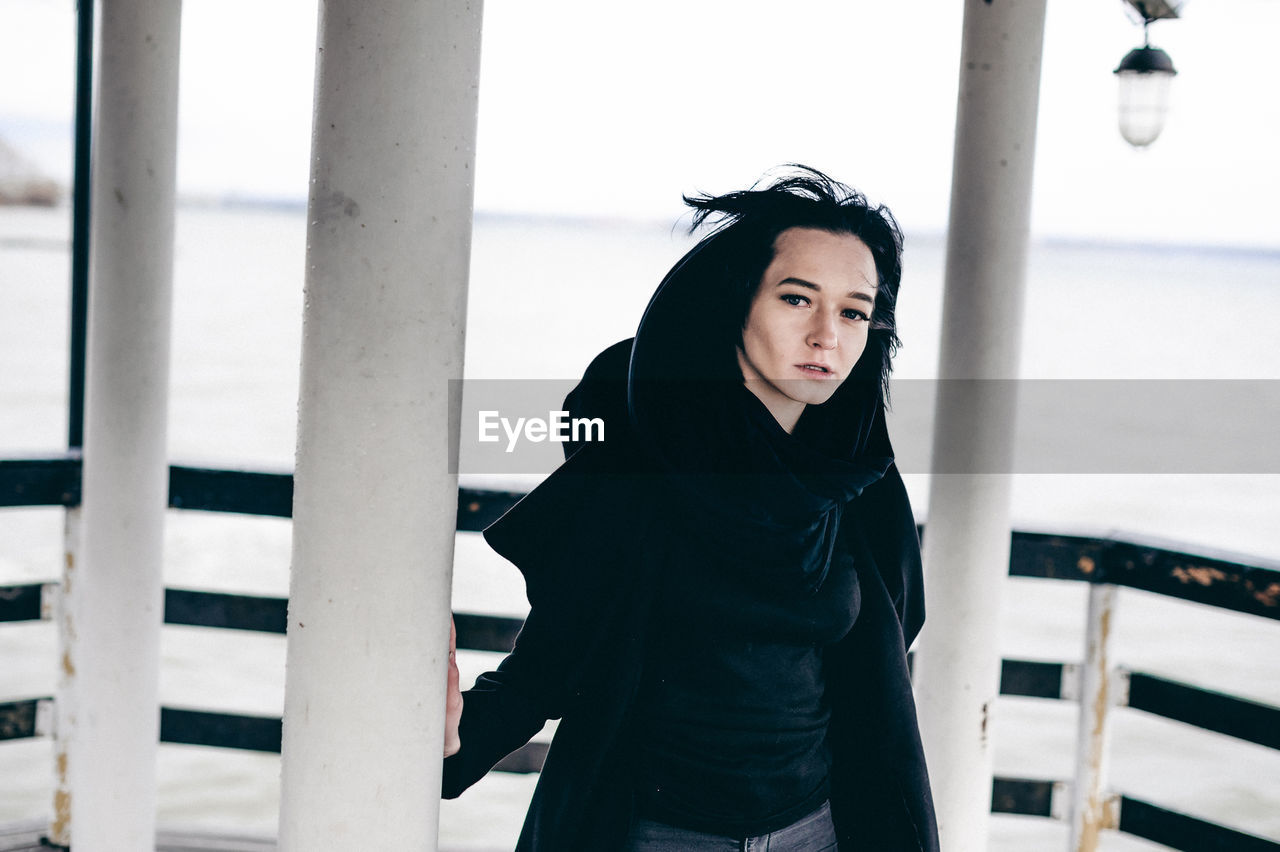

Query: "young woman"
<box><xmin>442</xmin><ymin>168</ymin><xmax>938</xmax><ymax>852</ymax></box>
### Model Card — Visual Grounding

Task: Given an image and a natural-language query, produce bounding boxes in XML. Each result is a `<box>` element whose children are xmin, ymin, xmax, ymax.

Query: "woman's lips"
<box><xmin>795</xmin><ymin>363</ymin><xmax>838</xmax><ymax>378</ymax></box>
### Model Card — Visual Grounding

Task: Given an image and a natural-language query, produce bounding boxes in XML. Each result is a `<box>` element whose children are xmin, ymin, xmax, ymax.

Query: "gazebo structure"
<box><xmin>1</xmin><ymin>1</ymin><xmax>1278</xmax><ymax>851</ymax></box>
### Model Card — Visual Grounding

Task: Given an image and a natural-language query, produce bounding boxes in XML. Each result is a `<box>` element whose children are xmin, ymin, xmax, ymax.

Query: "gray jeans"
<box><xmin>623</xmin><ymin>800</ymin><xmax>838</xmax><ymax>851</ymax></box>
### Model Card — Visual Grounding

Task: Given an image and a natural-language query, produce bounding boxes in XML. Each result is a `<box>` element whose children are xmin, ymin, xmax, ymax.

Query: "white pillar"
<box><xmin>912</xmin><ymin>1</ymin><xmax>1048</xmax><ymax>850</ymax></box>
<box><xmin>66</xmin><ymin>0</ymin><xmax>182</xmax><ymax>846</ymax></box>
<box><xmin>277</xmin><ymin>1</ymin><xmax>483</xmax><ymax>849</ymax></box>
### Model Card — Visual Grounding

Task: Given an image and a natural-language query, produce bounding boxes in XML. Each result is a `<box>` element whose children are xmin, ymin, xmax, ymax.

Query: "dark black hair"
<box><xmin>681</xmin><ymin>165</ymin><xmax>904</xmax><ymax>402</ymax></box>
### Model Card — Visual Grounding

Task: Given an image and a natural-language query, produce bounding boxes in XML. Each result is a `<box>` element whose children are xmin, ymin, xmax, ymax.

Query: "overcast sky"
<box><xmin>2</xmin><ymin>0</ymin><xmax>1277</xmax><ymax>248</ymax></box>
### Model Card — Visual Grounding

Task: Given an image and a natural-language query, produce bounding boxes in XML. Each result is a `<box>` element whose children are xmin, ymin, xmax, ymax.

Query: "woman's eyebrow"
<box><xmin>776</xmin><ymin>276</ymin><xmax>876</xmax><ymax>304</ymax></box>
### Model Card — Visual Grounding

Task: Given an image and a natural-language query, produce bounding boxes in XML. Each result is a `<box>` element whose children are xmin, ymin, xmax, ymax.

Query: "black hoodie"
<box><xmin>441</xmin><ymin>235</ymin><xmax>938</xmax><ymax>851</ymax></box>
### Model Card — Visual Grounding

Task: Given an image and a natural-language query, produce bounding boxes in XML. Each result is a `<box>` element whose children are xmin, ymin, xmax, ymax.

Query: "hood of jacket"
<box><xmin>560</xmin><ymin>232</ymin><xmax>896</xmax><ymax>589</ymax></box>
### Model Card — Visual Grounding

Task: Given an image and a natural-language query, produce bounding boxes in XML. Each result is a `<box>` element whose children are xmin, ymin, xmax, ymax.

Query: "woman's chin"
<box><xmin>774</xmin><ymin>379</ymin><xmax>843</xmax><ymax>408</ymax></box>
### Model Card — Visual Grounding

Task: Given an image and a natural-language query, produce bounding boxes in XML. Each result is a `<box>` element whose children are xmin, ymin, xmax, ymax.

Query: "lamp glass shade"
<box><xmin>1116</xmin><ymin>69</ymin><xmax>1174</xmax><ymax>147</ymax></box>
<box><xmin>1114</xmin><ymin>45</ymin><xmax>1177</xmax><ymax>148</ymax></box>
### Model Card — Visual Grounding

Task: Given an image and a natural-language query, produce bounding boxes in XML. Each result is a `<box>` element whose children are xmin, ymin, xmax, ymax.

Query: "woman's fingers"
<box><xmin>444</xmin><ymin>616</ymin><xmax>463</xmax><ymax>757</ymax></box>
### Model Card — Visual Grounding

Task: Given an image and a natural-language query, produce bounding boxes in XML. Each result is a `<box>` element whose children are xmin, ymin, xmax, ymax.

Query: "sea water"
<box><xmin>1</xmin><ymin>205</ymin><xmax>1278</xmax><ymax>849</ymax></box>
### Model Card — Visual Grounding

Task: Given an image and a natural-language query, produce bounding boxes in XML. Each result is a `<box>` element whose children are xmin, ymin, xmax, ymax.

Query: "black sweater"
<box><xmin>631</xmin><ymin>522</ymin><xmax>861</xmax><ymax>837</ymax></box>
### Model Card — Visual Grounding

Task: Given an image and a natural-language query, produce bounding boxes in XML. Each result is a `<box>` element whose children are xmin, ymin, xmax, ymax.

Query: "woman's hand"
<box><xmin>445</xmin><ymin>616</ymin><xmax>463</xmax><ymax>757</ymax></box>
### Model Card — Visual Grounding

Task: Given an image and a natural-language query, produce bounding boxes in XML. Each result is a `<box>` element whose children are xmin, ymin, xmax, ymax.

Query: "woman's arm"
<box><xmin>441</xmin><ymin>435</ymin><xmax>652</xmax><ymax>798</ymax></box>
<box><xmin>440</xmin><ymin>595</ymin><xmax>590</xmax><ymax>797</ymax></box>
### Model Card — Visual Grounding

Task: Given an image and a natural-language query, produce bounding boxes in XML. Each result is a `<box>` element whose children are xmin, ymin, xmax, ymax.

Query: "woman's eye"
<box><xmin>843</xmin><ymin>309</ymin><xmax>870</xmax><ymax>322</ymax></box>
<box><xmin>781</xmin><ymin>294</ymin><xmax>809</xmax><ymax>307</ymax></box>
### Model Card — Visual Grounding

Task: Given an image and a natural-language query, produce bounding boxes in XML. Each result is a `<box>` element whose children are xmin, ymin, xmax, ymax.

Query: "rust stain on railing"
<box><xmin>1081</xmin><ymin>597</ymin><xmax>1114</xmax><ymax>849</ymax></box>
<box><xmin>1100</xmin><ymin>793</ymin><xmax>1119</xmax><ymax>831</ymax></box>
<box><xmin>1170</xmin><ymin>565</ymin><xmax>1229</xmax><ymax>587</ymax></box>
<box><xmin>50</xmin><ymin>512</ymin><xmax>77</xmax><ymax>848</ymax></box>
<box><xmin>1090</xmin><ymin>600</ymin><xmax>1112</xmax><ymax>740</ymax></box>
<box><xmin>51</xmin><ymin>750</ymin><xmax>70</xmax><ymax>842</ymax></box>
<box><xmin>1247</xmin><ymin>580</ymin><xmax>1280</xmax><ymax>608</ymax></box>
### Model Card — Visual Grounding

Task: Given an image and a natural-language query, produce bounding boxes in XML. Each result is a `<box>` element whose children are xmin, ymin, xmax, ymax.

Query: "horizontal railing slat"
<box><xmin>1119</xmin><ymin>795</ymin><xmax>1280</xmax><ymax>852</ymax></box>
<box><xmin>1008</xmin><ymin>532</ymin><xmax>1105</xmax><ymax>583</ymax></box>
<box><xmin>0</xmin><ymin>699</ymin><xmax>40</xmax><ymax>741</ymax></box>
<box><xmin>5</xmin><ymin>699</ymin><xmax>545</xmax><ymax>770</ymax></box>
<box><xmin>159</xmin><ymin>592</ymin><xmax>517</xmax><ymax>653</ymax></box>
<box><xmin>159</xmin><ymin>707</ymin><xmax>282</xmax><ymax>753</ymax></box>
<box><xmin>1</xmin><ymin>582</ymin><xmax>521</xmax><ymax>651</ymax></box>
<box><xmin>990</xmin><ymin>776</ymin><xmax>1056</xmax><ymax>818</ymax></box>
<box><xmin>1126</xmin><ymin>672</ymin><xmax>1280</xmax><ymax>751</ymax></box>
<box><xmin>999</xmin><ymin>659</ymin><xmax>1064</xmax><ymax>700</ymax></box>
<box><xmin>0</xmin><ymin>582</ymin><xmax>524</xmax><ymax>651</ymax></box>
<box><xmin>452</xmin><ymin>611</ymin><xmax>523</xmax><ymax>653</ymax></box>
<box><xmin>168</xmin><ymin>466</ymin><xmax>292</xmax><ymax>518</ymax></box>
<box><xmin>0</xmin><ymin>584</ymin><xmax>44</xmax><ymax>624</ymax></box>
<box><xmin>0</xmin><ymin>456</ymin><xmax>80</xmax><ymax>508</ymax></box>
<box><xmin>1099</xmin><ymin>541</ymin><xmax>1280</xmax><ymax>622</ymax></box>
<box><xmin>1</xmin><ymin>456</ymin><xmax>527</xmax><ymax>532</ymax></box>
<box><xmin>165</xmin><ymin>589</ymin><xmax>288</xmax><ymax>634</ymax></box>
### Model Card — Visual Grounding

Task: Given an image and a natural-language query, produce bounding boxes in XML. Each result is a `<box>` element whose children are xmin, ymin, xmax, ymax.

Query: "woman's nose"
<box><xmin>807</xmin><ymin>314</ymin><xmax>838</xmax><ymax>349</ymax></box>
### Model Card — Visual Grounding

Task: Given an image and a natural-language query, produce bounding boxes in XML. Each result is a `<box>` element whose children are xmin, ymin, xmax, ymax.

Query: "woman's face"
<box><xmin>737</xmin><ymin>227</ymin><xmax>878</xmax><ymax>433</ymax></box>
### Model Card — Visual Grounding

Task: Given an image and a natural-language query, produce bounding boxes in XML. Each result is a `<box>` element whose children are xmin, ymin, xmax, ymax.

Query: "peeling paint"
<box><xmin>1170</xmin><ymin>565</ymin><xmax>1229</xmax><ymax>587</ymax></box>
<box><xmin>1252</xmin><ymin>581</ymin><xmax>1280</xmax><ymax>607</ymax></box>
<box><xmin>61</xmin><ymin>651</ymin><xmax>75</xmax><ymax>677</ymax></box>
<box><xmin>1080</xmin><ymin>790</ymin><xmax>1120</xmax><ymax>846</ymax></box>
<box><xmin>1101</xmin><ymin>794</ymin><xmax>1119</xmax><ymax>829</ymax></box>
<box><xmin>52</xmin><ymin>788</ymin><xmax>71</xmax><ymax>839</ymax></box>
<box><xmin>51</xmin><ymin>749</ymin><xmax>71</xmax><ymax>843</ymax></box>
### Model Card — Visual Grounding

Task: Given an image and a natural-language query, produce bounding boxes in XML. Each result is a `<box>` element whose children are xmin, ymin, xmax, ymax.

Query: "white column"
<box><xmin>277</xmin><ymin>1</ymin><xmax>483</xmax><ymax>849</ymax></box>
<box><xmin>66</xmin><ymin>0</ymin><xmax>183</xmax><ymax>847</ymax></box>
<box><xmin>912</xmin><ymin>1</ymin><xmax>1048</xmax><ymax>850</ymax></box>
